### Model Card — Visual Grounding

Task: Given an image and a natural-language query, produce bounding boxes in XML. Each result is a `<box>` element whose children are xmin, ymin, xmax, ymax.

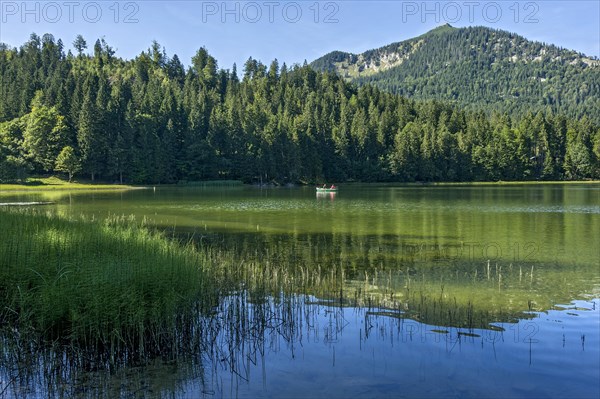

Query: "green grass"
<box><xmin>0</xmin><ymin>176</ymin><xmax>141</xmax><ymax>191</ymax></box>
<box><xmin>0</xmin><ymin>209</ymin><xmax>212</xmax><ymax>367</ymax></box>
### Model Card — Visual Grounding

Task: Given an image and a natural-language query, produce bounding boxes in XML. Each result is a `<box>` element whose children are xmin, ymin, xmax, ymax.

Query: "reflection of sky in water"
<box><xmin>185</xmin><ymin>297</ymin><xmax>600</xmax><ymax>398</ymax></box>
<box><xmin>4</xmin><ymin>297</ymin><xmax>596</xmax><ymax>397</ymax></box>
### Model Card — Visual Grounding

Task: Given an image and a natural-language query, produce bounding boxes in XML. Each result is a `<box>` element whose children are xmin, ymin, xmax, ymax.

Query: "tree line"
<box><xmin>1</xmin><ymin>33</ymin><xmax>599</xmax><ymax>184</ymax></box>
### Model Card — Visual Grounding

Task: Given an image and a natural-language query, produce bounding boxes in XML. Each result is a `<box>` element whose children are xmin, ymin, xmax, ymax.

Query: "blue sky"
<box><xmin>1</xmin><ymin>1</ymin><xmax>599</xmax><ymax>71</ymax></box>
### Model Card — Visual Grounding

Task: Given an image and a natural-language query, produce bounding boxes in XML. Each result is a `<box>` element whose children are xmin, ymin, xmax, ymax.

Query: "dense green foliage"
<box><xmin>0</xmin><ymin>210</ymin><xmax>208</xmax><ymax>364</ymax></box>
<box><xmin>312</xmin><ymin>25</ymin><xmax>600</xmax><ymax>125</ymax></box>
<box><xmin>54</xmin><ymin>145</ymin><xmax>80</xmax><ymax>181</ymax></box>
<box><xmin>1</xmin><ymin>32</ymin><xmax>599</xmax><ymax>184</ymax></box>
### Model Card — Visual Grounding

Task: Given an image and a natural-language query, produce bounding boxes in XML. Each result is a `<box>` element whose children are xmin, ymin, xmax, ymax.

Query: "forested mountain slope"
<box><xmin>311</xmin><ymin>24</ymin><xmax>600</xmax><ymax>125</ymax></box>
<box><xmin>1</xmin><ymin>33</ymin><xmax>598</xmax><ymax>184</ymax></box>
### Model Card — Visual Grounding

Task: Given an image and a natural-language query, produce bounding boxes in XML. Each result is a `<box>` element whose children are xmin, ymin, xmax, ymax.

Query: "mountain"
<box><xmin>311</xmin><ymin>24</ymin><xmax>600</xmax><ymax>124</ymax></box>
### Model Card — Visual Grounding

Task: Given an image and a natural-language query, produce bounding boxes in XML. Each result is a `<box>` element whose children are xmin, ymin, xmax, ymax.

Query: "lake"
<box><xmin>1</xmin><ymin>183</ymin><xmax>599</xmax><ymax>398</ymax></box>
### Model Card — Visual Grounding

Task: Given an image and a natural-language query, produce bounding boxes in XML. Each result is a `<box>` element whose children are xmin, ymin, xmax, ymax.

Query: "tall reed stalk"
<box><xmin>0</xmin><ymin>209</ymin><xmax>214</xmax><ymax>368</ymax></box>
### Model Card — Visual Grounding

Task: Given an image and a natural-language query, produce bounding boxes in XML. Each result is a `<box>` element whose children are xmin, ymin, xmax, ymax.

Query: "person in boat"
<box><xmin>330</xmin><ymin>184</ymin><xmax>336</xmax><ymax>189</ymax></box>
<box><xmin>322</xmin><ymin>184</ymin><xmax>326</xmax><ymax>188</ymax></box>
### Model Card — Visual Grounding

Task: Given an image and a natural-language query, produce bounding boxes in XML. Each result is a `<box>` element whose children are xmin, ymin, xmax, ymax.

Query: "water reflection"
<box><xmin>193</xmin><ymin>296</ymin><xmax>599</xmax><ymax>399</ymax></box>
<box><xmin>2</xmin><ymin>294</ymin><xmax>598</xmax><ymax>398</ymax></box>
<box><xmin>1</xmin><ymin>184</ymin><xmax>598</xmax><ymax>397</ymax></box>
<box><xmin>316</xmin><ymin>191</ymin><xmax>337</xmax><ymax>201</ymax></box>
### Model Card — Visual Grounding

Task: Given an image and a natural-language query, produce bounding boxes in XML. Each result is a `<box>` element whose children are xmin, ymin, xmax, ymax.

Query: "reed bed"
<box><xmin>188</xmin><ymin>232</ymin><xmax>564</xmax><ymax>329</ymax></box>
<box><xmin>0</xmin><ymin>209</ymin><xmax>214</xmax><ymax>369</ymax></box>
<box><xmin>0</xmin><ymin>176</ymin><xmax>139</xmax><ymax>191</ymax></box>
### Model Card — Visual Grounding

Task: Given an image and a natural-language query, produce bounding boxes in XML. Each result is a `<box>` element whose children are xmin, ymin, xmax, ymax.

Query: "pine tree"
<box><xmin>77</xmin><ymin>79</ymin><xmax>104</xmax><ymax>180</ymax></box>
<box><xmin>73</xmin><ymin>35</ymin><xmax>87</xmax><ymax>57</ymax></box>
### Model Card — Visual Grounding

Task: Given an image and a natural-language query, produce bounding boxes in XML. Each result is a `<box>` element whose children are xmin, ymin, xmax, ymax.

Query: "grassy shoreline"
<box><xmin>0</xmin><ymin>176</ymin><xmax>144</xmax><ymax>192</ymax></box>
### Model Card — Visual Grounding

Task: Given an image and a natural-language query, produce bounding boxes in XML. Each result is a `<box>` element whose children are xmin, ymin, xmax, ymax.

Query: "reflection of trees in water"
<box><xmin>1</xmin><ymin>229</ymin><xmax>597</xmax><ymax>397</ymax></box>
<box><xmin>198</xmin><ymin>230</ymin><xmax>598</xmax><ymax>317</ymax></box>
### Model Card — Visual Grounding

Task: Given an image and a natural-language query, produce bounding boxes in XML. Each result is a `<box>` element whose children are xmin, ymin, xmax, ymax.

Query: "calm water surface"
<box><xmin>1</xmin><ymin>184</ymin><xmax>599</xmax><ymax>398</ymax></box>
